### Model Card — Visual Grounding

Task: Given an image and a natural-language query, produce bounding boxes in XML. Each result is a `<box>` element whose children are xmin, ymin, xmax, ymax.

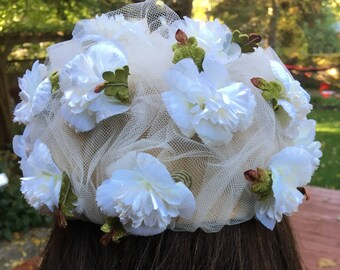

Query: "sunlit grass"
<box><xmin>309</xmin><ymin>108</ymin><xmax>340</xmax><ymax>190</ymax></box>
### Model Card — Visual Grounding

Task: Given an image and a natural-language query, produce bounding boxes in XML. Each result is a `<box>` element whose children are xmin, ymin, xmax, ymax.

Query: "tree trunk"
<box><xmin>268</xmin><ymin>0</ymin><xmax>278</xmax><ymax>49</ymax></box>
<box><xmin>0</xmin><ymin>66</ymin><xmax>14</xmax><ymax>150</ymax></box>
<box><xmin>181</xmin><ymin>0</ymin><xmax>193</xmax><ymax>17</ymax></box>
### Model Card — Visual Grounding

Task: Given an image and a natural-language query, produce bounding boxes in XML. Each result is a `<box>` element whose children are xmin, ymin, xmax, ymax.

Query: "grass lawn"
<box><xmin>309</xmin><ymin>106</ymin><xmax>340</xmax><ymax>190</ymax></box>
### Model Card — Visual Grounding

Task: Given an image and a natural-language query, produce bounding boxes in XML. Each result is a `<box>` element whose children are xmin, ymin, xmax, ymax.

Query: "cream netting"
<box><xmin>30</xmin><ymin>0</ymin><xmax>293</xmax><ymax>233</ymax></box>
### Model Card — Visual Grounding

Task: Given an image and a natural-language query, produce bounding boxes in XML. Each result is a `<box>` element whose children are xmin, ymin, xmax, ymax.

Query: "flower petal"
<box><xmin>162</xmin><ymin>91</ymin><xmax>195</xmax><ymax>138</ymax></box>
<box><xmin>269</xmin><ymin>147</ymin><xmax>313</xmax><ymax>187</ymax></box>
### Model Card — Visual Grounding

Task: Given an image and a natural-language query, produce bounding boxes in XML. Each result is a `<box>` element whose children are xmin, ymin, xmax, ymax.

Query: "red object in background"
<box><xmin>319</xmin><ymin>82</ymin><xmax>330</xmax><ymax>92</ymax></box>
<box><xmin>319</xmin><ymin>82</ymin><xmax>334</xmax><ymax>98</ymax></box>
<box><xmin>285</xmin><ymin>64</ymin><xmax>338</xmax><ymax>99</ymax></box>
<box><xmin>320</xmin><ymin>91</ymin><xmax>334</xmax><ymax>98</ymax></box>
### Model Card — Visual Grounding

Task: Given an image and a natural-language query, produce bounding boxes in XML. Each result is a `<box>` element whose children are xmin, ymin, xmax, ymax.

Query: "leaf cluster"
<box><xmin>50</xmin><ymin>71</ymin><xmax>60</xmax><ymax>94</ymax></box>
<box><xmin>0</xmin><ymin>186</ymin><xmax>51</xmax><ymax>241</ymax></box>
<box><xmin>0</xmin><ymin>0</ymin><xmax>132</xmax><ymax>33</ymax></box>
<box><xmin>58</xmin><ymin>172</ymin><xmax>77</xmax><ymax>218</ymax></box>
<box><xmin>211</xmin><ymin>0</ymin><xmax>339</xmax><ymax>60</ymax></box>
<box><xmin>101</xmin><ymin>66</ymin><xmax>130</xmax><ymax>104</ymax></box>
<box><xmin>0</xmin><ymin>149</ymin><xmax>51</xmax><ymax>241</ymax></box>
<box><xmin>251</xmin><ymin>77</ymin><xmax>284</xmax><ymax>110</ymax></box>
<box><xmin>232</xmin><ymin>30</ymin><xmax>262</xmax><ymax>53</ymax></box>
<box><xmin>100</xmin><ymin>217</ymin><xmax>127</xmax><ymax>244</ymax></box>
<box><xmin>172</xmin><ymin>36</ymin><xmax>205</xmax><ymax>72</ymax></box>
<box><xmin>250</xmin><ymin>168</ymin><xmax>273</xmax><ymax>200</ymax></box>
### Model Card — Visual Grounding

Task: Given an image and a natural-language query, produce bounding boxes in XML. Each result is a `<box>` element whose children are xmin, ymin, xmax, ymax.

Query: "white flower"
<box><xmin>294</xmin><ymin>119</ymin><xmax>322</xmax><ymax>172</ymax></box>
<box><xmin>12</xmin><ymin>125</ymin><xmax>35</xmax><ymax>160</ymax></box>
<box><xmin>74</xmin><ymin>14</ymin><xmax>148</xmax><ymax>44</ymax></box>
<box><xmin>59</xmin><ymin>41</ymin><xmax>129</xmax><ymax>132</ymax></box>
<box><xmin>13</xmin><ymin>61</ymin><xmax>52</xmax><ymax>124</ymax></box>
<box><xmin>96</xmin><ymin>152</ymin><xmax>196</xmax><ymax>236</ymax></box>
<box><xmin>171</xmin><ymin>17</ymin><xmax>241</xmax><ymax>64</ymax></box>
<box><xmin>47</xmin><ymin>39</ymin><xmax>83</xmax><ymax>72</ymax></box>
<box><xmin>20</xmin><ymin>140</ymin><xmax>62</xmax><ymax>212</ymax></box>
<box><xmin>255</xmin><ymin>147</ymin><xmax>313</xmax><ymax>230</ymax></box>
<box><xmin>162</xmin><ymin>57</ymin><xmax>256</xmax><ymax>146</ymax></box>
<box><xmin>270</xmin><ymin>61</ymin><xmax>313</xmax><ymax>138</ymax></box>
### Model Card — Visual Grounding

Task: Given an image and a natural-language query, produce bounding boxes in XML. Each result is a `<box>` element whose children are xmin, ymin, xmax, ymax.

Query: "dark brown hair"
<box><xmin>39</xmin><ymin>217</ymin><xmax>302</xmax><ymax>270</ymax></box>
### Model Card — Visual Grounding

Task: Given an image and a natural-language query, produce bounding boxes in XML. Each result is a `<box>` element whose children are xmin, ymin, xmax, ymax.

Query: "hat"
<box><xmin>13</xmin><ymin>0</ymin><xmax>321</xmax><ymax>241</ymax></box>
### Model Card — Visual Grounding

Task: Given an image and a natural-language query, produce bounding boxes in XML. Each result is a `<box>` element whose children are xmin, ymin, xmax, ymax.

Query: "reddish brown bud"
<box><xmin>248</xmin><ymin>33</ymin><xmax>262</xmax><ymax>44</ymax></box>
<box><xmin>297</xmin><ymin>187</ymin><xmax>310</xmax><ymax>200</ymax></box>
<box><xmin>94</xmin><ymin>83</ymin><xmax>106</xmax><ymax>93</ymax></box>
<box><xmin>244</xmin><ymin>169</ymin><xmax>260</xmax><ymax>183</ymax></box>
<box><xmin>175</xmin><ymin>29</ymin><xmax>188</xmax><ymax>45</ymax></box>
<box><xmin>56</xmin><ymin>209</ymin><xmax>68</xmax><ymax>229</ymax></box>
<box><xmin>250</xmin><ymin>77</ymin><xmax>265</xmax><ymax>89</ymax></box>
<box><xmin>100</xmin><ymin>233</ymin><xmax>112</xmax><ymax>247</ymax></box>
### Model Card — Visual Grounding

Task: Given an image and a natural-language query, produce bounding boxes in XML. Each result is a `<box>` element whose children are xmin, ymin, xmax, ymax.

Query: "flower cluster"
<box><xmin>245</xmin><ymin>53</ymin><xmax>321</xmax><ymax>229</ymax></box>
<box><xmin>163</xmin><ymin>19</ymin><xmax>256</xmax><ymax>146</ymax></box>
<box><xmin>251</xmin><ymin>147</ymin><xmax>314</xmax><ymax>230</ymax></box>
<box><xmin>96</xmin><ymin>152</ymin><xmax>195</xmax><ymax>236</ymax></box>
<box><xmin>12</xmin><ymin>2</ymin><xmax>322</xmax><ymax>238</ymax></box>
<box><xmin>13</xmin><ymin>13</ymin><xmax>197</xmax><ymax>236</ymax></box>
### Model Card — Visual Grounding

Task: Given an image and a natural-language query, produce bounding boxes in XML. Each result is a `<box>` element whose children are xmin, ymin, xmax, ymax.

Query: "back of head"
<box><xmin>39</xmin><ymin>217</ymin><xmax>302</xmax><ymax>270</ymax></box>
<box><xmin>12</xmin><ymin>1</ymin><xmax>321</xmax><ymax>269</ymax></box>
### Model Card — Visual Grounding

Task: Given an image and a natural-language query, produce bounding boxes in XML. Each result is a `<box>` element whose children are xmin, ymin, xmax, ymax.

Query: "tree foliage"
<box><xmin>0</xmin><ymin>0</ymin><xmax>133</xmax><ymax>150</ymax></box>
<box><xmin>212</xmin><ymin>0</ymin><xmax>340</xmax><ymax>61</ymax></box>
<box><xmin>0</xmin><ymin>0</ymin><xmax>132</xmax><ymax>33</ymax></box>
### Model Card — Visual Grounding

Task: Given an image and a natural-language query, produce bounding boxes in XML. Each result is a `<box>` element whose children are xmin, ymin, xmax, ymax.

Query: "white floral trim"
<box><xmin>74</xmin><ymin>14</ymin><xmax>148</xmax><ymax>44</ymax></box>
<box><xmin>162</xmin><ymin>57</ymin><xmax>256</xmax><ymax>146</ymax></box>
<box><xmin>255</xmin><ymin>147</ymin><xmax>313</xmax><ymax>230</ymax></box>
<box><xmin>294</xmin><ymin>119</ymin><xmax>322</xmax><ymax>172</ymax></box>
<box><xmin>13</xmin><ymin>61</ymin><xmax>52</xmax><ymax>124</ymax></box>
<box><xmin>20</xmin><ymin>140</ymin><xmax>62</xmax><ymax>212</ymax></box>
<box><xmin>171</xmin><ymin>17</ymin><xmax>241</xmax><ymax>64</ymax></box>
<box><xmin>59</xmin><ymin>41</ymin><xmax>130</xmax><ymax>132</ymax></box>
<box><xmin>12</xmin><ymin>125</ymin><xmax>35</xmax><ymax>161</ymax></box>
<box><xmin>270</xmin><ymin>61</ymin><xmax>313</xmax><ymax>138</ymax></box>
<box><xmin>96</xmin><ymin>152</ymin><xmax>196</xmax><ymax>236</ymax></box>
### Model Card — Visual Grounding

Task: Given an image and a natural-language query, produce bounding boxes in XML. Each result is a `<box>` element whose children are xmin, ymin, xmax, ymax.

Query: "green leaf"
<box><xmin>50</xmin><ymin>71</ymin><xmax>60</xmax><ymax>94</ymax></box>
<box><xmin>251</xmin><ymin>169</ymin><xmax>273</xmax><ymax>200</ymax></box>
<box><xmin>102</xmin><ymin>71</ymin><xmax>116</xmax><ymax>82</ymax></box>
<box><xmin>172</xmin><ymin>36</ymin><xmax>205</xmax><ymax>72</ymax></box>
<box><xmin>102</xmin><ymin>66</ymin><xmax>130</xmax><ymax>104</ymax></box>
<box><xmin>245</xmin><ymin>168</ymin><xmax>273</xmax><ymax>200</ymax></box>
<box><xmin>232</xmin><ymin>30</ymin><xmax>262</xmax><ymax>53</ymax></box>
<box><xmin>58</xmin><ymin>172</ymin><xmax>77</xmax><ymax>218</ymax></box>
<box><xmin>100</xmin><ymin>223</ymin><xmax>112</xmax><ymax>234</ymax></box>
<box><xmin>251</xmin><ymin>77</ymin><xmax>284</xmax><ymax>110</ymax></box>
<box><xmin>100</xmin><ymin>217</ymin><xmax>127</xmax><ymax>244</ymax></box>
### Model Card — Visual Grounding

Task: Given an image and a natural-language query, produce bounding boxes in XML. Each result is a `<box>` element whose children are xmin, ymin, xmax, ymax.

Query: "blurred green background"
<box><xmin>0</xmin><ymin>0</ymin><xmax>339</xmax><ymax>239</ymax></box>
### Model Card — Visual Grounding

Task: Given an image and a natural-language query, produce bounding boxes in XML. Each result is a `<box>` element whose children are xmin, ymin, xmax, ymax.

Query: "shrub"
<box><xmin>0</xmin><ymin>150</ymin><xmax>51</xmax><ymax>241</ymax></box>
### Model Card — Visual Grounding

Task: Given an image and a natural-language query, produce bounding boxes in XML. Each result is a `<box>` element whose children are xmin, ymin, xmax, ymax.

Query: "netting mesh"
<box><xmin>31</xmin><ymin>0</ymin><xmax>293</xmax><ymax>232</ymax></box>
